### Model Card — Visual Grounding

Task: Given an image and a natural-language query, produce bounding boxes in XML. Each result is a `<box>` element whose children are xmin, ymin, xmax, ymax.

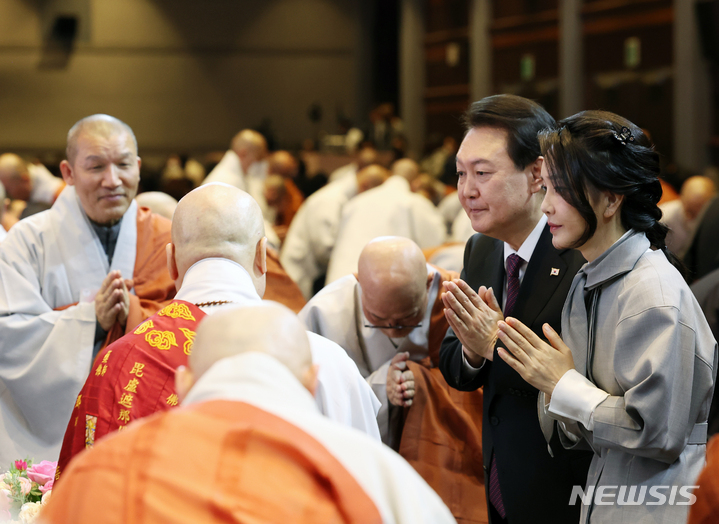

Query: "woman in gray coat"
<box><xmin>496</xmin><ymin>110</ymin><xmax>717</xmax><ymax>524</ymax></box>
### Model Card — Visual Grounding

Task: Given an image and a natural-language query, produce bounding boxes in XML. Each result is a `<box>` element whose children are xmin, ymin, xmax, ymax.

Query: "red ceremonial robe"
<box><xmin>56</xmin><ymin>300</ymin><xmax>206</xmax><ymax>478</ymax></box>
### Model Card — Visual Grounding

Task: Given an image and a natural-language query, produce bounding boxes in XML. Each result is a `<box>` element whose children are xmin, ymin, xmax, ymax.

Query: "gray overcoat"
<box><xmin>551</xmin><ymin>231</ymin><xmax>717</xmax><ymax>524</ymax></box>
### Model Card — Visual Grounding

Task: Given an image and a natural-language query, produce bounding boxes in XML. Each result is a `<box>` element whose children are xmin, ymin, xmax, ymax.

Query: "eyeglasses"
<box><xmin>363</xmin><ymin>323</ymin><xmax>422</xmax><ymax>330</ymax></box>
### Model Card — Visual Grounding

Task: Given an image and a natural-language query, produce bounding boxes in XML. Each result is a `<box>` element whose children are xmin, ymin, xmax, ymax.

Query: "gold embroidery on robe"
<box><xmin>179</xmin><ymin>328</ymin><xmax>196</xmax><ymax>356</ymax></box>
<box><xmin>85</xmin><ymin>415</ymin><xmax>97</xmax><ymax>448</ymax></box>
<box><xmin>158</xmin><ymin>303</ymin><xmax>196</xmax><ymax>321</ymax></box>
<box><xmin>145</xmin><ymin>330</ymin><xmax>178</xmax><ymax>351</ymax></box>
<box><xmin>134</xmin><ymin>319</ymin><xmax>154</xmax><ymax>334</ymax></box>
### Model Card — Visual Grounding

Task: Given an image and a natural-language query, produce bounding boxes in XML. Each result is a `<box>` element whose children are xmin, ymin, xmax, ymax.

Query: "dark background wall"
<box><xmin>0</xmin><ymin>0</ymin><xmax>375</xmax><ymax>155</ymax></box>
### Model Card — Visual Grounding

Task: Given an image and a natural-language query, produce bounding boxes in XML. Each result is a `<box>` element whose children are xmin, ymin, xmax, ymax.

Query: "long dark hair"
<box><xmin>539</xmin><ymin>110</ymin><xmax>683</xmax><ymax>270</ymax></box>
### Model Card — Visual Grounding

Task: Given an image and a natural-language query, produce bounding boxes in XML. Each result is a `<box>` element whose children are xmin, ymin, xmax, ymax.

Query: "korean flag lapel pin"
<box><xmin>550</xmin><ymin>267</ymin><xmax>560</xmax><ymax>277</ymax></box>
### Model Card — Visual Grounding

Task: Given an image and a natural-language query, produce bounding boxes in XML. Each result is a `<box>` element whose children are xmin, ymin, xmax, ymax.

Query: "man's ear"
<box><xmin>175</xmin><ymin>365</ymin><xmax>196</xmax><ymax>403</ymax></box>
<box><xmin>528</xmin><ymin>156</ymin><xmax>544</xmax><ymax>194</ymax></box>
<box><xmin>59</xmin><ymin>160</ymin><xmax>75</xmax><ymax>185</ymax></box>
<box><xmin>426</xmin><ymin>271</ymin><xmax>433</xmax><ymax>291</ymax></box>
<box><xmin>166</xmin><ymin>243</ymin><xmax>179</xmax><ymax>281</ymax></box>
<box><xmin>301</xmin><ymin>364</ymin><xmax>320</xmax><ymax>397</ymax></box>
<box><xmin>254</xmin><ymin>237</ymin><xmax>268</xmax><ymax>277</ymax></box>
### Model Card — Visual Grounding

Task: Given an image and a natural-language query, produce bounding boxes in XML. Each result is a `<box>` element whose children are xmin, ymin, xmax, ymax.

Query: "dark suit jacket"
<box><xmin>439</xmin><ymin>227</ymin><xmax>592</xmax><ymax>524</ymax></box>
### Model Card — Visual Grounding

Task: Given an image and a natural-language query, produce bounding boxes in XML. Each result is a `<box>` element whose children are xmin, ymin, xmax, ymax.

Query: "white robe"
<box><xmin>280</xmin><ymin>175</ymin><xmax>358</xmax><ymax>298</ymax></box>
<box><xmin>175</xmin><ymin>257</ymin><xmax>382</xmax><ymax>440</ymax></box>
<box><xmin>325</xmin><ymin>176</ymin><xmax>446</xmax><ymax>285</ymax></box>
<box><xmin>203</xmin><ymin>150</ymin><xmax>270</xmax><ymax>221</ymax></box>
<box><xmin>437</xmin><ymin>191</ymin><xmax>463</xmax><ymax>234</ymax></box>
<box><xmin>184</xmin><ymin>351</ymin><xmax>456</xmax><ymax>524</ymax></box>
<box><xmin>0</xmin><ymin>187</ymin><xmax>139</xmax><ymax>465</ymax></box>
<box><xmin>328</xmin><ymin>162</ymin><xmax>357</xmax><ymax>184</ymax></box>
<box><xmin>28</xmin><ymin>163</ymin><xmax>64</xmax><ymax>205</ymax></box>
<box><xmin>450</xmin><ymin>208</ymin><xmax>475</xmax><ymax>243</ymax></box>
<box><xmin>0</xmin><ymin>225</ymin><xmax>6</xmax><ymax>243</ymax></box>
<box><xmin>299</xmin><ymin>267</ymin><xmax>441</xmax><ymax>441</ymax></box>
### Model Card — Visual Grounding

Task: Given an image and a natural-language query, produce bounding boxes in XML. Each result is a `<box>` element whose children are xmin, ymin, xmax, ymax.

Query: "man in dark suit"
<box><xmin>439</xmin><ymin>94</ymin><xmax>592</xmax><ymax>524</ymax></box>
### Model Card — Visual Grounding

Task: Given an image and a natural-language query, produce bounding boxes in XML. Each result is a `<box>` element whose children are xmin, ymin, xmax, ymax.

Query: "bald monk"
<box><xmin>0</xmin><ymin>114</ymin><xmax>176</xmax><ymax>466</ymax></box>
<box><xmin>44</xmin><ymin>304</ymin><xmax>455</xmax><ymax>524</ymax></box>
<box><xmin>300</xmin><ymin>237</ymin><xmax>485</xmax><ymax>522</ymax></box>
<box><xmin>134</xmin><ymin>188</ymin><xmax>302</xmax><ymax>312</ymax></box>
<box><xmin>267</xmin><ymin>150</ymin><xmax>304</xmax><ymax>225</ymax></box>
<box><xmin>57</xmin><ymin>183</ymin><xmax>380</xmax><ymax>475</ymax></box>
<box><xmin>203</xmin><ymin>129</ymin><xmax>269</xmax><ymax>211</ymax></box>
<box><xmin>326</xmin><ymin>159</ymin><xmax>446</xmax><ymax>285</ymax></box>
<box><xmin>281</xmin><ymin>161</ymin><xmax>387</xmax><ymax>298</ymax></box>
<box><xmin>0</xmin><ymin>152</ymin><xmax>64</xmax><ymax>205</ymax></box>
<box><xmin>660</xmin><ymin>175</ymin><xmax>717</xmax><ymax>257</ymax></box>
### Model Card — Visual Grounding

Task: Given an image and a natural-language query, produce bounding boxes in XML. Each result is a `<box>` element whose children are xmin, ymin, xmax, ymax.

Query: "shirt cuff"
<box><xmin>548</xmin><ymin>369</ymin><xmax>609</xmax><ymax>431</ymax></box>
<box><xmin>460</xmin><ymin>347</ymin><xmax>485</xmax><ymax>378</ymax></box>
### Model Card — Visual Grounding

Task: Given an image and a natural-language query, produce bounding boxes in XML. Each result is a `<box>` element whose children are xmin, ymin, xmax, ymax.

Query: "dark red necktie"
<box><xmin>503</xmin><ymin>253</ymin><xmax>523</xmax><ymax>318</ymax></box>
<box><xmin>488</xmin><ymin>253</ymin><xmax>523</xmax><ymax>519</ymax></box>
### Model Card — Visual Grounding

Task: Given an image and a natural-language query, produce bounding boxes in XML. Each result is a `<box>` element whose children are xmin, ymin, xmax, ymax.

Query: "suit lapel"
<box><xmin>468</xmin><ymin>236</ymin><xmax>504</xmax><ymax>300</ymax></box>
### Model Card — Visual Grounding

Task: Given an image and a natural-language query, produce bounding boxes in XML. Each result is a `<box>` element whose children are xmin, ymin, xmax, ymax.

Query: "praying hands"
<box><xmin>442</xmin><ymin>279</ymin><xmax>504</xmax><ymax>366</ymax></box>
<box><xmin>496</xmin><ymin>318</ymin><xmax>575</xmax><ymax>397</ymax></box>
<box><xmin>386</xmin><ymin>352</ymin><xmax>415</xmax><ymax>407</ymax></box>
<box><xmin>95</xmin><ymin>270</ymin><xmax>133</xmax><ymax>331</ymax></box>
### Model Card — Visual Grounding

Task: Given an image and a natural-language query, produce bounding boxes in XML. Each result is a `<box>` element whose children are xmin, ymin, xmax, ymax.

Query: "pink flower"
<box><xmin>18</xmin><ymin>476</ymin><xmax>32</xmax><ymax>496</ymax></box>
<box><xmin>15</xmin><ymin>460</ymin><xmax>27</xmax><ymax>471</ymax></box>
<box><xmin>38</xmin><ymin>478</ymin><xmax>53</xmax><ymax>495</ymax></box>
<box><xmin>27</xmin><ymin>461</ymin><xmax>57</xmax><ymax>486</ymax></box>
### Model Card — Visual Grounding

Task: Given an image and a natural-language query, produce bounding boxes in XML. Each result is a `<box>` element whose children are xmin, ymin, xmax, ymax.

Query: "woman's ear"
<box><xmin>603</xmin><ymin>192</ymin><xmax>624</xmax><ymax>218</ymax></box>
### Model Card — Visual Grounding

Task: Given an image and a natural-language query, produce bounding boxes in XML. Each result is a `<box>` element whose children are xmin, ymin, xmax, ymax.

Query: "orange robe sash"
<box><xmin>399</xmin><ymin>265</ymin><xmax>487</xmax><ymax>523</ymax></box>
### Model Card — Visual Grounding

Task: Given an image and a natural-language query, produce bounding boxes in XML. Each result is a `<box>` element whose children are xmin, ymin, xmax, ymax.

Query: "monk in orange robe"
<box><xmin>300</xmin><ymin>237</ymin><xmax>486</xmax><ymax>522</ymax></box>
<box><xmin>0</xmin><ymin>115</ymin><xmax>176</xmax><ymax>466</ymax></box>
<box><xmin>43</xmin><ymin>304</ymin><xmax>455</xmax><ymax>524</ymax></box>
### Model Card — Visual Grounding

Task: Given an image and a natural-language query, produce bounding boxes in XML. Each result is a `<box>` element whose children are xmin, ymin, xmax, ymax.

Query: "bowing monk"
<box><xmin>0</xmin><ymin>114</ymin><xmax>175</xmax><ymax>466</ymax></box>
<box><xmin>57</xmin><ymin>183</ymin><xmax>381</xmax><ymax>476</ymax></box>
<box><xmin>300</xmin><ymin>236</ymin><xmax>485</xmax><ymax>522</ymax></box>
<box><xmin>43</xmin><ymin>304</ymin><xmax>455</xmax><ymax>524</ymax></box>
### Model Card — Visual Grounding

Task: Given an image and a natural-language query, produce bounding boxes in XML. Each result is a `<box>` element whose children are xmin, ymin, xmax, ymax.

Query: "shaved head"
<box><xmin>231</xmin><ymin>129</ymin><xmax>268</xmax><ymax>172</ymax></box>
<box><xmin>66</xmin><ymin>114</ymin><xmax>137</xmax><ymax>166</ymax></box>
<box><xmin>0</xmin><ymin>154</ymin><xmax>32</xmax><ymax>201</ymax></box>
<box><xmin>357</xmin><ymin>237</ymin><xmax>430</xmax><ymax>338</ymax></box>
<box><xmin>268</xmin><ymin>150</ymin><xmax>298</xmax><ymax>179</ymax></box>
<box><xmin>357</xmin><ymin>165</ymin><xmax>389</xmax><ymax>193</ymax></box>
<box><xmin>263</xmin><ymin>174</ymin><xmax>286</xmax><ymax>207</ymax></box>
<box><xmin>392</xmin><ymin>158</ymin><xmax>420</xmax><ymax>183</ymax></box>
<box><xmin>681</xmin><ymin>176</ymin><xmax>716</xmax><ymax>220</ymax></box>
<box><xmin>170</xmin><ymin>183</ymin><xmax>266</xmax><ymax>293</ymax></box>
<box><xmin>189</xmin><ymin>302</ymin><xmax>312</xmax><ymax>382</ymax></box>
